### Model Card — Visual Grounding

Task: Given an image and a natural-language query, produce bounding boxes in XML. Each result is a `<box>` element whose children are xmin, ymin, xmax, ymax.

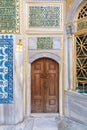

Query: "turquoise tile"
<box><xmin>0</xmin><ymin>35</ymin><xmax>13</xmax><ymax>103</ymax></box>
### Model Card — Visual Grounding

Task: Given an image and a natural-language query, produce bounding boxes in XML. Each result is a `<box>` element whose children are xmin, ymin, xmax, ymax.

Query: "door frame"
<box><xmin>31</xmin><ymin>58</ymin><xmax>59</xmax><ymax>113</ymax></box>
<box><xmin>27</xmin><ymin>52</ymin><xmax>63</xmax><ymax>116</ymax></box>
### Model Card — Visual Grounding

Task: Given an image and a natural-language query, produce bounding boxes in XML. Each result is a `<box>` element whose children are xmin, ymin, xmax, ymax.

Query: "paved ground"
<box><xmin>0</xmin><ymin>116</ymin><xmax>87</xmax><ymax>130</ymax></box>
<box><xmin>55</xmin><ymin>116</ymin><xmax>87</xmax><ymax>130</ymax></box>
<box><xmin>31</xmin><ymin>116</ymin><xmax>87</xmax><ymax>130</ymax></box>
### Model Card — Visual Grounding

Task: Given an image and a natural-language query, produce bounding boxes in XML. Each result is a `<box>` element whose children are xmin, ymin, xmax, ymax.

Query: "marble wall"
<box><xmin>65</xmin><ymin>91</ymin><xmax>87</xmax><ymax>125</ymax></box>
<box><xmin>28</xmin><ymin>37</ymin><xmax>62</xmax><ymax>50</ymax></box>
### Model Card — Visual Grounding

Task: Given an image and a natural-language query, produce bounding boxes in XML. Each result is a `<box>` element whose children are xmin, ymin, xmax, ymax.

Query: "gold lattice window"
<box><xmin>76</xmin><ymin>34</ymin><xmax>87</xmax><ymax>93</ymax></box>
<box><xmin>78</xmin><ymin>3</ymin><xmax>87</xmax><ymax>19</ymax></box>
<box><xmin>77</xmin><ymin>2</ymin><xmax>87</xmax><ymax>31</ymax></box>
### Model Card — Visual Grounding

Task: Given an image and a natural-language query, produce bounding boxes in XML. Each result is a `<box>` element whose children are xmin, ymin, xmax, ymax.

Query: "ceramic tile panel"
<box><xmin>28</xmin><ymin>37</ymin><xmax>62</xmax><ymax>50</ymax></box>
<box><xmin>29</xmin><ymin>5</ymin><xmax>62</xmax><ymax>28</ymax></box>
<box><xmin>0</xmin><ymin>0</ymin><xmax>20</xmax><ymax>33</ymax></box>
<box><xmin>77</xmin><ymin>21</ymin><xmax>87</xmax><ymax>31</ymax></box>
<box><xmin>0</xmin><ymin>35</ymin><xmax>13</xmax><ymax>103</ymax></box>
<box><xmin>37</xmin><ymin>37</ymin><xmax>53</xmax><ymax>49</ymax></box>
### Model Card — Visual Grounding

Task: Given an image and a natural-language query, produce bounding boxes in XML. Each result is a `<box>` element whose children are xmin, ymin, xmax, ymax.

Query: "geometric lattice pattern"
<box><xmin>76</xmin><ymin>34</ymin><xmax>87</xmax><ymax>92</ymax></box>
<box><xmin>0</xmin><ymin>35</ymin><xmax>13</xmax><ymax>103</ymax></box>
<box><xmin>78</xmin><ymin>3</ymin><xmax>87</xmax><ymax>19</ymax></box>
<box><xmin>29</xmin><ymin>6</ymin><xmax>61</xmax><ymax>27</ymax></box>
<box><xmin>0</xmin><ymin>0</ymin><xmax>20</xmax><ymax>34</ymax></box>
<box><xmin>77</xmin><ymin>2</ymin><xmax>87</xmax><ymax>31</ymax></box>
<box><xmin>77</xmin><ymin>3</ymin><xmax>87</xmax><ymax>31</ymax></box>
<box><xmin>37</xmin><ymin>37</ymin><xmax>53</xmax><ymax>49</ymax></box>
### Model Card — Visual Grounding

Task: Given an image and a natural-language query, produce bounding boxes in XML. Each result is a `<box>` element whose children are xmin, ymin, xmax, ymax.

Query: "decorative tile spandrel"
<box><xmin>29</xmin><ymin>6</ymin><xmax>61</xmax><ymax>28</ymax></box>
<box><xmin>0</xmin><ymin>0</ymin><xmax>20</xmax><ymax>34</ymax></box>
<box><xmin>0</xmin><ymin>35</ymin><xmax>13</xmax><ymax>103</ymax></box>
<box><xmin>77</xmin><ymin>2</ymin><xmax>87</xmax><ymax>31</ymax></box>
<box><xmin>37</xmin><ymin>37</ymin><xmax>53</xmax><ymax>49</ymax></box>
<box><xmin>77</xmin><ymin>21</ymin><xmax>87</xmax><ymax>31</ymax></box>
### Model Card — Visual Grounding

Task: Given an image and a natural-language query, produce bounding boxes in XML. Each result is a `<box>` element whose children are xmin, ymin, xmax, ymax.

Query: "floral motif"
<box><xmin>37</xmin><ymin>37</ymin><xmax>53</xmax><ymax>49</ymax></box>
<box><xmin>0</xmin><ymin>35</ymin><xmax>13</xmax><ymax>103</ymax></box>
<box><xmin>0</xmin><ymin>0</ymin><xmax>20</xmax><ymax>33</ymax></box>
<box><xmin>29</xmin><ymin>6</ymin><xmax>61</xmax><ymax>28</ymax></box>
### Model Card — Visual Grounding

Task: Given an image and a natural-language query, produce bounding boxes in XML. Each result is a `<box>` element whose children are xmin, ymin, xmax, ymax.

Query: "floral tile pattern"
<box><xmin>37</xmin><ymin>37</ymin><xmax>53</xmax><ymax>49</ymax></box>
<box><xmin>0</xmin><ymin>35</ymin><xmax>13</xmax><ymax>103</ymax></box>
<box><xmin>0</xmin><ymin>0</ymin><xmax>20</xmax><ymax>33</ymax></box>
<box><xmin>77</xmin><ymin>21</ymin><xmax>87</xmax><ymax>31</ymax></box>
<box><xmin>29</xmin><ymin>6</ymin><xmax>61</xmax><ymax>28</ymax></box>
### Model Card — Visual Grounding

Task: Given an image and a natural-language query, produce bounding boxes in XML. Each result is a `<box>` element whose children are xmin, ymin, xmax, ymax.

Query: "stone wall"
<box><xmin>65</xmin><ymin>91</ymin><xmax>87</xmax><ymax>125</ymax></box>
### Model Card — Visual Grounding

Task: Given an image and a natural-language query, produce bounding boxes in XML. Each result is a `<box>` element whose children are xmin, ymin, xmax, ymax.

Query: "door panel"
<box><xmin>31</xmin><ymin>59</ymin><xmax>44</xmax><ymax>112</ymax></box>
<box><xmin>45</xmin><ymin>59</ymin><xmax>59</xmax><ymax>112</ymax></box>
<box><xmin>31</xmin><ymin>58</ymin><xmax>59</xmax><ymax>113</ymax></box>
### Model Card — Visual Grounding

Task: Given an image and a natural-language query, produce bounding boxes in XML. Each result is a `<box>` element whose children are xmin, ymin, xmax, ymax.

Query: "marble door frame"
<box><xmin>26</xmin><ymin>52</ymin><xmax>64</xmax><ymax>116</ymax></box>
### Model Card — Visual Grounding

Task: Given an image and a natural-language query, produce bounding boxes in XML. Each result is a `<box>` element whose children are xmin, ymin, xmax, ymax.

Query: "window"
<box><xmin>78</xmin><ymin>3</ymin><xmax>87</xmax><ymax>19</ymax></box>
<box><xmin>76</xmin><ymin>2</ymin><xmax>87</xmax><ymax>93</ymax></box>
<box><xmin>76</xmin><ymin>34</ymin><xmax>87</xmax><ymax>93</ymax></box>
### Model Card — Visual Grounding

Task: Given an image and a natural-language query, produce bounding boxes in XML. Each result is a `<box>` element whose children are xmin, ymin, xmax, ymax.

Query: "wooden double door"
<box><xmin>31</xmin><ymin>58</ymin><xmax>59</xmax><ymax>113</ymax></box>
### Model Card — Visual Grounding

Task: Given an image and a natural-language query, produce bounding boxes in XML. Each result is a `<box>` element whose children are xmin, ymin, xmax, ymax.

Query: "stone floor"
<box><xmin>55</xmin><ymin>116</ymin><xmax>87</xmax><ymax>130</ymax></box>
<box><xmin>33</xmin><ymin>117</ymin><xmax>58</xmax><ymax>130</ymax></box>
<box><xmin>0</xmin><ymin>116</ymin><xmax>87</xmax><ymax>130</ymax></box>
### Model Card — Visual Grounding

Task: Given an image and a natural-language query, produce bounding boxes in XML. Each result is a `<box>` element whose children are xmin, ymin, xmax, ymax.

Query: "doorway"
<box><xmin>31</xmin><ymin>58</ymin><xmax>59</xmax><ymax>113</ymax></box>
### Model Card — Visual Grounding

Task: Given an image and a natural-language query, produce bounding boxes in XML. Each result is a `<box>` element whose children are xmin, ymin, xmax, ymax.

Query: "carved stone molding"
<box><xmin>66</xmin><ymin>24</ymin><xmax>75</xmax><ymax>35</ymax></box>
<box><xmin>25</xmin><ymin>0</ymin><xmax>65</xmax><ymax>2</ymax></box>
<box><xmin>66</xmin><ymin>0</ymin><xmax>75</xmax><ymax>15</ymax></box>
<box><xmin>66</xmin><ymin>0</ymin><xmax>85</xmax><ymax>22</ymax></box>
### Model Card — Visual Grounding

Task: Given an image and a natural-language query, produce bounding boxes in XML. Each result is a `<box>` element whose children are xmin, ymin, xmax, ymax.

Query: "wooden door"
<box><xmin>31</xmin><ymin>58</ymin><xmax>59</xmax><ymax>113</ymax></box>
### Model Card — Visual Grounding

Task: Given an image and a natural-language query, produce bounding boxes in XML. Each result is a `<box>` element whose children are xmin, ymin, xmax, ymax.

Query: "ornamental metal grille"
<box><xmin>77</xmin><ymin>3</ymin><xmax>87</xmax><ymax>31</ymax></box>
<box><xmin>76</xmin><ymin>34</ymin><xmax>87</xmax><ymax>93</ymax></box>
<box><xmin>78</xmin><ymin>3</ymin><xmax>87</xmax><ymax>19</ymax></box>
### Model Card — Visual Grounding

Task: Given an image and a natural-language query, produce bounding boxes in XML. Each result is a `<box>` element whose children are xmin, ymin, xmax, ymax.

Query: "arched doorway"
<box><xmin>31</xmin><ymin>58</ymin><xmax>59</xmax><ymax>113</ymax></box>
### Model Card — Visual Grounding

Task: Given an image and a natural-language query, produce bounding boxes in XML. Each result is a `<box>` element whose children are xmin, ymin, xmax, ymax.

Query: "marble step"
<box><xmin>32</xmin><ymin>117</ymin><xmax>58</xmax><ymax>130</ymax></box>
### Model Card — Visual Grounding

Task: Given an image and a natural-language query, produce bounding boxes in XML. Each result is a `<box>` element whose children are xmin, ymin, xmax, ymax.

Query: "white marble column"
<box><xmin>66</xmin><ymin>24</ymin><xmax>75</xmax><ymax>90</ymax></box>
<box><xmin>0</xmin><ymin>105</ymin><xmax>4</xmax><ymax>124</ymax></box>
<box><xmin>67</xmin><ymin>35</ymin><xmax>73</xmax><ymax>90</ymax></box>
<box><xmin>64</xmin><ymin>29</ymin><xmax>69</xmax><ymax>90</ymax></box>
